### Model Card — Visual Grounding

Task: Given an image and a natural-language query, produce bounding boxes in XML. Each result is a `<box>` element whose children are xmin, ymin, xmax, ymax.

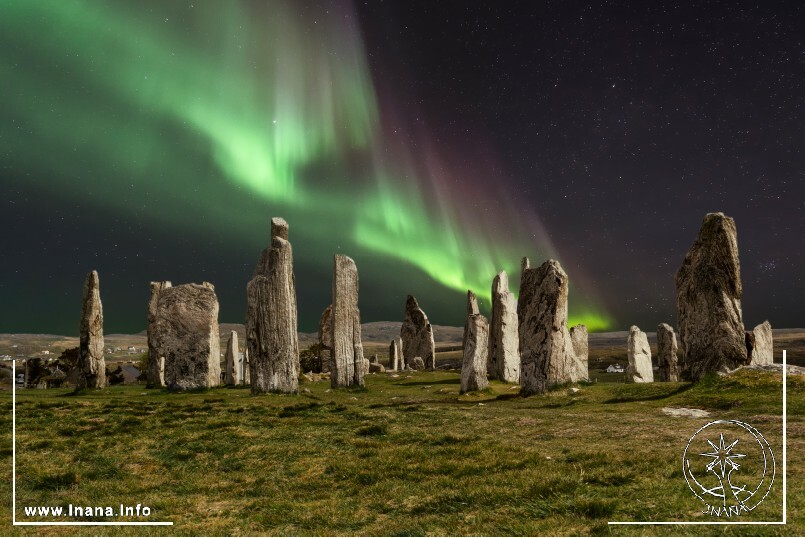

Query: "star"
<box><xmin>700</xmin><ymin>433</ymin><xmax>746</xmax><ymax>479</ymax></box>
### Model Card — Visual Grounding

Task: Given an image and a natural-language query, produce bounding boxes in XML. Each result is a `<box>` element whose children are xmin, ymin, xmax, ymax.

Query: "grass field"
<box><xmin>0</xmin><ymin>367</ymin><xmax>802</xmax><ymax>536</ymax></box>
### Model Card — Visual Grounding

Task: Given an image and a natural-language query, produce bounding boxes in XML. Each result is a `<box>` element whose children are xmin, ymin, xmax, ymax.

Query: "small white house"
<box><xmin>606</xmin><ymin>364</ymin><xmax>625</xmax><ymax>373</ymax></box>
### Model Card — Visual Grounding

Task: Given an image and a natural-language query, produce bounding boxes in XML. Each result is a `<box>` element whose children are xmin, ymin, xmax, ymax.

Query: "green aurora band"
<box><xmin>1</xmin><ymin>0</ymin><xmax>612</xmax><ymax>331</ymax></box>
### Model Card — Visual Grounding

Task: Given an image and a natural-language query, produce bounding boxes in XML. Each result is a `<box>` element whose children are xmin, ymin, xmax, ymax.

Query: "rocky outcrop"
<box><xmin>748</xmin><ymin>321</ymin><xmax>773</xmax><ymax>366</ymax></box>
<box><xmin>517</xmin><ymin>259</ymin><xmax>574</xmax><ymax>395</ymax></box>
<box><xmin>147</xmin><ymin>281</ymin><xmax>171</xmax><ymax>387</ymax></box>
<box><xmin>488</xmin><ymin>271</ymin><xmax>520</xmax><ymax>383</ymax></box>
<box><xmin>675</xmin><ymin>212</ymin><xmax>746</xmax><ymax>380</ymax></box>
<box><xmin>569</xmin><ymin>324</ymin><xmax>588</xmax><ymax>383</ymax></box>
<box><xmin>401</xmin><ymin>295</ymin><xmax>436</xmax><ymax>369</ymax></box>
<box><xmin>461</xmin><ymin>313</ymin><xmax>489</xmax><ymax>393</ymax></box>
<box><xmin>389</xmin><ymin>339</ymin><xmax>401</xmax><ymax>371</ymax></box>
<box><xmin>318</xmin><ymin>305</ymin><xmax>333</xmax><ymax>373</ymax></box>
<box><xmin>657</xmin><ymin>323</ymin><xmax>680</xmax><ymax>382</ymax></box>
<box><xmin>246</xmin><ymin>217</ymin><xmax>300</xmax><ymax>394</ymax></box>
<box><xmin>149</xmin><ymin>282</ymin><xmax>221</xmax><ymax>390</ymax></box>
<box><xmin>330</xmin><ymin>255</ymin><xmax>365</xmax><ymax>388</ymax></box>
<box><xmin>77</xmin><ymin>270</ymin><xmax>106</xmax><ymax>389</ymax></box>
<box><xmin>626</xmin><ymin>325</ymin><xmax>653</xmax><ymax>383</ymax></box>
<box><xmin>224</xmin><ymin>331</ymin><xmax>239</xmax><ymax>385</ymax></box>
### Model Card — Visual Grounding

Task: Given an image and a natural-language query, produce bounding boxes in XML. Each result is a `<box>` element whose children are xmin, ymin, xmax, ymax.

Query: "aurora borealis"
<box><xmin>2</xmin><ymin>1</ymin><xmax>802</xmax><ymax>334</ymax></box>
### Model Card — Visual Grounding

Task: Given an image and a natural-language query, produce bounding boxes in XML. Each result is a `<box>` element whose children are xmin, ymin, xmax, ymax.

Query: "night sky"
<box><xmin>2</xmin><ymin>1</ymin><xmax>803</xmax><ymax>336</ymax></box>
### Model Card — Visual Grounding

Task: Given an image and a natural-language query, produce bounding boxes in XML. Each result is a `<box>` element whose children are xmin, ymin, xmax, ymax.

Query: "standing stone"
<box><xmin>317</xmin><ymin>305</ymin><xmax>333</xmax><ymax>373</ymax></box>
<box><xmin>149</xmin><ymin>282</ymin><xmax>221</xmax><ymax>390</ymax></box>
<box><xmin>147</xmin><ymin>281</ymin><xmax>171</xmax><ymax>387</ymax></box>
<box><xmin>330</xmin><ymin>255</ymin><xmax>365</xmax><ymax>388</ymax></box>
<box><xmin>569</xmin><ymin>324</ymin><xmax>589</xmax><ymax>383</ymax></box>
<box><xmin>656</xmin><ymin>323</ymin><xmax>680</xmax><ymax>382</ymax></box>
<box><xmin>246</xmin><ymin>217</ymin><xmax>299</xmax><ymax>394</ymax></box>
<box><xmin>242</xmin><ymin>346</ymin><xmax>251</xmax><ymax>384</ymax></box>
<box><xmin>77</xmin><ymin>270</ymin><xmax>106</xmax><ymax>389</ymax></box>
<box><xmin>517</xmin><ymin>259</ymin><xmax>575</xmax><ymax>395</ymax></box>
<box><xmin>401</xmin><ymin>295</ymin><xmax>436</xmax><ymax>369</ymax></box>
<box><xmin>463</xmin><ymin>290</ymin><xmax>480</xmax><ymax>349</ymax></box>
<box><xmin>626</xmin><ymin>325</ymin><xmax>653</xmax><ymax>383</ymax></box>
<box><xmin>748</xmin><ymin>321</ymin><xmax>773</xmax><ymax>366</ymax></box>
<box><xmin>389</xmin><ymin>339</ymin><xmax>401</xmax><ymax>371</ymax></box>
<box><xmin>224</xmin><ymin>331</ymin><xmax>239</xmax><ymax>385</ymax></box>
<box><xmin>461</xmin><ymin>314</ymin><xmax>489</xmax><ymax>393</ymax></box>
<box><xmin>675</xmin><ymin>212</ymin><xmax>747</xmax><ymax>380</ymax></box>
<box><xmin>409</xmin><ymin>357</ymin><xmax>426</xmax><ymax>370</ymax></box>
<box><xmin>488</xmin><ymin>271</ymin><xmax>521</xmax><ymax>383</ymax></box>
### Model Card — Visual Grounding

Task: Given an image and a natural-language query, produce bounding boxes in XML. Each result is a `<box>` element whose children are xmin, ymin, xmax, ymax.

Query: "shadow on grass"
<box><xmin>395</xmin><ymin>378</ymin><xmax>460</xmax><ymax>386</ymax></box>
<box><xmin>603</xmin><ymin>383</ymin><xmax>693</xmax><ymax>404</ymax></box>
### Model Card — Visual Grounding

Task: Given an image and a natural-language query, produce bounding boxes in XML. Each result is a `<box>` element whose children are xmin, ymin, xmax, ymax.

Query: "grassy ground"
<box><xmin>0</xmin><ymin>368</ymin><xmax>802</xmax><ymax>536</ymax></box>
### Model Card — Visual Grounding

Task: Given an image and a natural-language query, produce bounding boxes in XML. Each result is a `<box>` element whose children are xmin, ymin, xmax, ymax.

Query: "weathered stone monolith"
<box><xmin>410</xmin><ymin>357</ymin><xmax>425</xmax><ymax>370</ymax></box>
<box><xmin>242</xmin><ymin>346</ymin><xmax>250</xmax><ymax>384</ymax></box>
<box><xmin>317</xmin><ymin>304</ymin><xmax>333</xmax><ymax>373</ymax></box>
<box><xmin>626</xmin><ymin>325</ymin><xmax>653</xmax><ymax>383</ymax></box>
<box><xmin>246</xmin><ymin>217</ymin><xmax>299</xmax><ymax>394</ymax></box>
<box><xmin>461</xmin><ymin>313</ymin><xmax>489</xmax><ymax>393</ymax></box>
<box><xmin>224</xmin><ymin>331</ymin><xmax>239</xmax><ymax>385</ymax></box>
<box><xmin>517</xmin><ymin>259</ymin><xmax>574</xmax><ymax>395</ymax></box>
<box><xmin>401</xmin><ymin>295</ymin><xmax>436</xmax><ymax>369</ymax></box>
<box><xmin>748</xmin><ymin>320</ymin><xmax>773</xmax><ymax>366</ymax></box>
<box><xmin>331</xmin><ymin>255</ymin><xmax>365</xmax><ymax>388</ymax></box>
<box><xmin>77</xmin><ymin>270</ymin><xmax>106</xmax><ymax>389</ymax></box>
<box><xmin>147</xmin><ymin>281</ymin><xmax>171</xmax><ymax>387</ymax></box>
<box><xmin>569</xmin><ymin>324</ymin><xmax>589</xmax><ymax>383</ymax></box>
<box><xmin>489</xmin><ymin>271</ymin><xmax>521</xmax><ymax>383</ymax></box>
<box><xmin>149</xmin><ymin>282</ymin><xmax>221</xmax><ymax>390</ymax></box>
<box><xmin>657</xmin><ymin>323</ymin><xmax>680</xmax><ymax>382</ymax></box>
<box><xmin>675</xmin><ymin>212</ymin><xmax>746</xmax><ymax>380</ymax></box>
<box><xmin>389</xmin><ymin>339</ymin><xmax>401</xmax><ymax>371</ymax></box>
<box><xmin>463</xmin><ymin>290</ymin><xmax>480</xmax><ymax>348</ymax></box>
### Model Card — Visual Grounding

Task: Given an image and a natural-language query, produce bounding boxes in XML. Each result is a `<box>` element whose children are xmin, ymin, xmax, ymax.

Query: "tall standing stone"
<box><xmin>224</xmin><ymin>331</ymin><xmax>239</xmax><ymax>385</ymax></box>
<box><xmin>317</xmin><ymin>305</ymin><xmax>333</xmax><ymax>373</ymax></box>
<box><xmin>461</xmin><ymin>313</ymin><xmax>489</xmax><ymax>393</ymax></box>
<box><xmin>569</xmin><ymin>324</ymin><xmax>589</xmax><ymax>383</ymax></box>
<box><xmin>675</xmin><ymin>212</ymin><xmax>747</xmax><ymax>380</ymax></box>
<box><xmin>401</xmin><ymin>295</ymin><xmax>436</xmax><ymax>369</ymax></box>
<box><xmin>747</xmin><ymin>320</ymin><xmax>773</xmax><ymax>366</ymax></box>
<box><xmin>242</xmin><ymin>346</ymin><xmax>251</xmax><ymax>384</ymax></box>
<box><xmin>331</xmin><ymin>255</ymin><xmax>365</xmax><ymax>388</ymax></box>
<box><xmin>147</xmin><ymin>281</ymin><xmax>171</xmax><ymax>387</ymax></box>
<box><xmin>149</xmin><ymin>282</ymin><xmax>221</xmax><ymax>390</ymax></box>
<box><xmin>389</xmin><ymin>339</ymin><xmax>401</xmax><ymax>371</ymax></box>
<box><xmin>656</xmin><ymin>323</ymin><xmax>680</xmax><ymax>382</ymax></box>
<box><xmin>77</xmin><ymin>270</ymin><xmax>106</xmax><ymax>389</ymax></box>
<box><xmin>246</xmin><ymin>217</ymin><xmax>299</xmax><ymax>394</ymax></box>
<box><xmin>488</xmin><ymin>271</ymin><xmax>521</xmax><ymax>383</ymax></box>
<box><xmin>463</xmin><ymin>290</ymin><xmax>480</xmax><ymax>349</ymax></box>
<box><xmin>626</xmin><ymin>325</ymin><xmax>653</xmax><ymax>383</ymax></box>
<box><xmin>517</xmin><ymin>259</ymin><xmax>574</xmax><ymax>395</ymax></box>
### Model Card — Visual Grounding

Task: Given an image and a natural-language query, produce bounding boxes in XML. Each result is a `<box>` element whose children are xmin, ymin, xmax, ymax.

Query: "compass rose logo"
<box><xmin>683</xmin><ymin>420</ymin><xmax>775</xmax><ymax>518</ymax></box>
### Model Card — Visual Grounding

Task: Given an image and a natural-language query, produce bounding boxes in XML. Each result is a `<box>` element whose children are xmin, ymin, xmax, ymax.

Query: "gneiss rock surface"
<box><xmin>656</xmin><ymin>323</ymin><xmax>680</xmax><ymax>382</ymax></box>
<box><xmin>626</xmin><ymin>325</ymin><xmax>653</xmax><ymax>383</ymax></box>
<box><xmin>246</xmin><ymin>217</ymin><xmax>300</xmax><ymax>394</ymax></box>
<box><xmin>401</xmin><ymin>295</ymin><xmax>436</xmax><ymax>369</ymax></box>
<box><xmin>569</xmin><ymin>324</ymin><xmax>588</xmax><ymax>383</ymax></box>
<box><xmin>463</xmin><ymin>290</ymin><xmax>480</xmax><ymax>349</ymax></box>
<box><xmin>318</xmin><ymin>304</ymin><xmax>333</xmax><ymax>373</ymax></box>
<box><xmin>675</xmin><ymin>212</ymin><xmax>747</xmax><ymax>380</ymax></box>
<box><xmin>147</xmin><ymin>281</ymin><xmax>171</xmax><ymax>387</ymax></box>
<box><xmin>330</xmin><ymin>255</ymin><xmax>365</xmax><ymax>388</ymax></box>
<box><xmin>517</xmin><ymin>259</ymin><xmax>574</xmax><ymax>395</ymax></box>
<box><xmin>149</xmin><ymin>282</ymin><xmax>221</xmax><ymax>390</ymax></box>
<box><xmin>409</xmin><ymin>357</ymin><xmax>426</xmax><ymax>370</ymax></box>
<box><xmin>77</xmin><ymin>270</ymin><xmax>106</xmax><ymax>389</ymax></box>
<box><xmin>461</xmin><ymin>313</ymin><xmax>489</xmax><ymax>393</ymax></box>
<box><xmin>389</xmin><ymin>339</ymin><xmax>401</xmax><ymax>371</ymax></box>
<box><xmin>224</xmin><ymin>330</ymin><xmax>239</xmax><ymax>385</ymax></box>
<box><xmin>488</xmin><ymin>271</ymin><xmax>520</xmax><ymax>383</ymax></box>
<box><xmin>748</xmin><ymin>321</ymin><xmax>773</xmax><ymax>366</ymax></box>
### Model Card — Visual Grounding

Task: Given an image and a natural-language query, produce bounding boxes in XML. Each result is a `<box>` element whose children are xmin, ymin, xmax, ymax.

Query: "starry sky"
<box><xmin>2</xmin><ymin>1</ymin><xmax>802</xmax><ymax>336</ymax></box>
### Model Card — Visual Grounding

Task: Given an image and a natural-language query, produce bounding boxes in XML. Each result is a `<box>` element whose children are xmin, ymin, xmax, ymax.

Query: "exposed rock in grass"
<box><xmin>401</xmin><ymin>295</ymin><xmax>436</xmax><ymax>369</ymax></box>
<box><xmin>489</xmin><ymin>272</ymin><xmax>520</xmax><ymax>383</ymax></box>
<box><xmin>78</xmin><ymin>270</ymin><xmax>105</xmax><ymax>389</ymax></box>
<box><xmin>657</xmin><ymin>323</ymin><xmax>680</xmax><ymax>382</ymax></box>
<box><xmin>661</xmin><ymin>407</ymin><xmax>710</xmax><ymax>418</ymax></box>
<box><xmin>675</xmin><ymin>212</ymin><xmax>746</xmax><ymax>380</ymax></box>
<box><xmin>626</xmin><ymin>325</ymin><xmax>653</xmax><ymax>383</ymax></box>
<box><xmin>331</xmin><ymin>255</ymin><xmax>365</xmax><ymax>388</ymax></box>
